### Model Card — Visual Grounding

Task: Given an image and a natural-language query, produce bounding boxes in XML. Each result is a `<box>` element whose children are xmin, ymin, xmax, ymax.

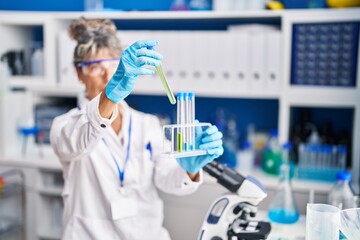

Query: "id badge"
<box><xmin>111</xmin><ymin>195</ymin><xmax>138</xmax><ymax>220</ymax></box>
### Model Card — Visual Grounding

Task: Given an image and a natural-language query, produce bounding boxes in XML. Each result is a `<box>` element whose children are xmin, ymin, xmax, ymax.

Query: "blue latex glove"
<box><xmin>176</xmin><ymin>121</ymin><xmax>224</xmax><ymax>174</ymax></box>
<box><xmin>106</xmin><ymin>39</ymin><xmax>163</xmax><ymax>103</ymax></box>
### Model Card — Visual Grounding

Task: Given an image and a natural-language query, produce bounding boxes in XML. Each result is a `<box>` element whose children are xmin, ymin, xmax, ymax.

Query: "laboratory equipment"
<box><xmin>268</xmin><ymin>143</ymin><xmax>300</xmax><ymax>224</ymax></box>
<box><xmin>198</xmin><ymin>161</ymin><xmax>271</xmax><ymax>239</ymax></box>
<box><xmin>30</xmin><ymin>45</ymin><xmax>44</xmax><ymax>76</ymax></box>
<box><xmin>147</xmin><ymin>46</ymin><xmax>176</xmax><ymax>105</ymax></box>
<box><xmin>236</xmin><ymin>141</ymin><xmax>254</xmax><ymax>175</ymax></box>
<box><xmin>18</xmin><ymin>124</ymin><xmax>39</xmax><ymax>157</ymax></box>
<box><xmin>164</xmin><ymin>92</ymin><xmax>205</xmax><ymax>158</ymax></box>
<box><xmin>262</xmin><ymin>130</ymin><xmax>282</xmax><ymax>175</ymax></box>
<box><xmin>0</xmin><ymin>169</ymin><xmax>25</xmax><ymax>240</ymax></box>
<box><xmin>217</xmin><ymin>116</ymin><xmax>238</xmax><ymax>168</ymax></box>
<box><xmin>306</xmin><ymin>203</ymin><xmax>340</xmax><ymax>240</ymax></box>
<box><xmin>298</xmin><ymin>144</ymin><xmax>348</xmax><ymax>182</ymax></box>
<box><xmin>339</xmin><ymin>208</ymin><xmax>360</xmax><ymax>240</ymax></box>
<box><xmin>328</xmin><ymin>171</ymin><xmax>355</xmax><ymax>209</ymax></box>
<box><xmin>0</xmin><ymin>50</ymin><xmax>26</xmax><ymax>76</ymax></box>
<box><xmin>291</xmin><ymin>22</ymin><xmax>359</xmax><ymax>87</ymax></box>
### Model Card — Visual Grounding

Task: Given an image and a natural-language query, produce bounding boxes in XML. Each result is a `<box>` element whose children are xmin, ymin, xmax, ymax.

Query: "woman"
<box><xmin>50</xmin><ymin>17</ymin><xmax>223</xmax><ymax>240</ymax></box>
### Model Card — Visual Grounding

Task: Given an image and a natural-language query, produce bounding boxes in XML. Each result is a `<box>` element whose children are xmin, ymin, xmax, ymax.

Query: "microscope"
<box><xmin>199</xmin><ymin>161</ymin><xmax>271</xmax><ymax>240</ymax></box>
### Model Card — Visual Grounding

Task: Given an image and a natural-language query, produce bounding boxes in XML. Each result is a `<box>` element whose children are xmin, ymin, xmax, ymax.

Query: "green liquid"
<box><xmin>155</xmin><ymin>65</ymin><xmax>176</xmax><ymax>105</ymax></box>
<box><xmin>177</xmin><ymin>133</ymin><xmax>183</xmax><ymax>152</ymax></box>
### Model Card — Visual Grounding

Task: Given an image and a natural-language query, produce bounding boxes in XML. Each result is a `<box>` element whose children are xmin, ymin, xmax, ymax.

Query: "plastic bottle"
<box><xmin>217</xmin><ymin>117</ymin><xmax>238</xmax><ymax>168</ymax></box>
<box><xmin>328</xmin><ymin>171</ymin><xmax>355</xmax><ymax>210</ymax></box>
<box><xmin>268</xmin><ymin>143</ymin><xmax>300</xmax><ymax>224</ymax></box>
<box><xmin>31</xmin><ymin>48</ymin><xmax>44</xmax><ymax>76</ymax></box>
<box><xmin>236</xmin><ymin>141</ymin><xmax>254</xmax><ymax>175</ymax></box>
<box><xmin>262</xmin><ymin>129</ymin><xmax>282</xmax><ymax>175</ymax></box>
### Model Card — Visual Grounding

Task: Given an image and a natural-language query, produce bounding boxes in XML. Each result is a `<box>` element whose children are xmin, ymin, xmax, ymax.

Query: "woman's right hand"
<box><xmin>105</xmin><ymin>39</ymin><xmax>163</xmax><ymax>104</ymax></box>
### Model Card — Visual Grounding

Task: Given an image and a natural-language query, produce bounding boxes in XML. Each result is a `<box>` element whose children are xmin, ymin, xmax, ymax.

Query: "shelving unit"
<box><xmin>0</xmin><ymin>8</ymin><xmax>359</xmax><ymax>240</ymax></box>
<box><xmin>0</xmin><ymin>170</ymin><xmax>25</xmax><ymax>240</ymax></box>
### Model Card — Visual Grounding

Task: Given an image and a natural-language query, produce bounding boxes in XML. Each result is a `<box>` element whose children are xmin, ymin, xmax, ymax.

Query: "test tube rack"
<box><xmin>163</xmin><ymin>122</ymin><xmax>211</xmax><ymax>158</ymax></box>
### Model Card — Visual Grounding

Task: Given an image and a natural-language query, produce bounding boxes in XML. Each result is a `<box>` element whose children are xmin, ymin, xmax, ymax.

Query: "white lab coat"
<box><xmin>50</xmin><ymin>93</ymin><xmax>203</xmax><ymax>240</ymax></box>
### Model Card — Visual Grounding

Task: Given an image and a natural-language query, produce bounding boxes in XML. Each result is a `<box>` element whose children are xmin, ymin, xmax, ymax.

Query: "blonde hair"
<box><xmin>68</xmin><ymin>17</ymin><xmax>122</xmax><ymax>65</ymax></box>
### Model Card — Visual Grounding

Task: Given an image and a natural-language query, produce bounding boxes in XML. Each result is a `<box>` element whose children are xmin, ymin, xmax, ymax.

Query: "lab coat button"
<box><xmin>100</xmin><ymin>123</ymin><xmax>106</xmax><ymax>128</ymax></box>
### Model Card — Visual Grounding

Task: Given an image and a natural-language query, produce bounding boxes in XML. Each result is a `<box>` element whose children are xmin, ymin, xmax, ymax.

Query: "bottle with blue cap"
<box><xmin>262</xmin><ymin>129</ymin><xmax>282</xmax><ymax>175</ymax></box>
<box><xmin>328</xmin><ymin>171</ymin><xmax>355</xmax><ymax>210</ymax></box>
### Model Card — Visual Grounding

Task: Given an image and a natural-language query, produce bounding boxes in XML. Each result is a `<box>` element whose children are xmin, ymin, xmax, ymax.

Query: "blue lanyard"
<box><xmin>102</xmin><ymin>115</ymin><xmax>132</xmax><ymax>188</ymax></box>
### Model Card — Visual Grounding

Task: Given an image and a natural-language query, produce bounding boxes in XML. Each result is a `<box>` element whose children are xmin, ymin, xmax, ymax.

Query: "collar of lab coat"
<box><xmin>113</xmin><ymin>100</ymin><xmax>131</xmax><ymax>147</ymax></box>
<box><xmin>78</xmin><ymin>94</ymin><xmax>131</xmax><ymax>147</ymax></box>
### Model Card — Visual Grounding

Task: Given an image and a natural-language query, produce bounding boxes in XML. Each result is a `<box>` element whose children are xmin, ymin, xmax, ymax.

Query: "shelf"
<box><xmin>28</xmin><ymin>85</ymin><xmax>84</xmax><ymax>97</ymax></box>
<box><xmin>38</xmin><ymin>230</ymin><xmax>61</xmax><ymax>240</ymax></box>
<box><xmin>38</xmin><ymin>187</ymin><xmax>62</xmax><ymax>197</ymax></box>
<box><xmin>0</xmin><ymin>14</ymin><xmax>49</xmax><ymax>25</ymax></box>
<box><xmin>50</xmin><ymin>10</ymin><xmax>283</xmax><ymax>20</ymax></box>
<box><xmin>0</xmin><ymin>9</ymin><xmax>358</xmax><ymax>22</ymax></box>
<box><xmin>132</xmin><ymin>88</ymin><xmax>280</xmax><ymax>99</ymax></box>
<box><xmin>0</xmin><ymin>156</ymin><xmax>62</xmax><ymax>171</ymax></box>
<box><xmin>7</xmin><ymin>76</ymin><xmax>52</xmax><ymax>89</ymax></box>
<box><xmin>285</xmin><ymin>87</ymin><xmax>360</xmax><ymax>107</ymax></box>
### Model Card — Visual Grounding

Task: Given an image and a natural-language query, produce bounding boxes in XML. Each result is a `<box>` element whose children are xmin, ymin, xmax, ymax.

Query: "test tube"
<box><xmin>184</xmin><ymin>92</ymin><xmax>189</xmax><ymax>151</ymax></box>
<box><xmin>147</xmin><ymin>46</ymin><xmax>176</xmax><ymax>105</ymax></box>
<box><xmin>189</xmin><ymin>92</ymin><xmax>195</xmax><ymax>151</ymax></box>
<box><xmin>176</xmin><ymin>93</ymin><xmax>183</xmax><ymax>152</ymax></box>
<box><xmin>337</xmin><ymin>145</ymin><xmax>347</xmax><ymax>170</ymax></box>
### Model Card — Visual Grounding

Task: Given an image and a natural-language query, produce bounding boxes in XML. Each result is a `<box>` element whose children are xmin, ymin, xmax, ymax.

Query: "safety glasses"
<box><xmin>76</xmin><ymin>58</ymin><xmax>119</xmax><ymax>77</ymax></box>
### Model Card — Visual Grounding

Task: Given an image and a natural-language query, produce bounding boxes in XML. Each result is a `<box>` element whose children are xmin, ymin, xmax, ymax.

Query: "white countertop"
<box><xmin>255</xmin><ymin>211</ymin><xmax>306</xmax><ymax>240</ymax></box>
<box><xmin>0</xmin><ymin>155</ymin><xmax>332</xmax><ymax>192</ymax></box>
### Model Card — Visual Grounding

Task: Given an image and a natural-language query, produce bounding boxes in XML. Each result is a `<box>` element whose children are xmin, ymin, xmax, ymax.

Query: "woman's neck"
<box><xmin>111</xmin><ymin>105</ymin><xmax>123</xmax><ymax>135</ymax></box>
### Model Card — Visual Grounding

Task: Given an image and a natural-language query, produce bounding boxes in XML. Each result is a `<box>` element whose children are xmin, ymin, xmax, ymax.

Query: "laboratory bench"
<box><xmin>0</xmin><ymin>155</ymin><xmax>330</xmax><ymax>240</ymax></box>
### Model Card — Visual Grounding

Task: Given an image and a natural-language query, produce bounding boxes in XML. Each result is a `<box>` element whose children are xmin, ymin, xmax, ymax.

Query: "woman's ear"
<box><xmin>76</xmin><ymin>67</ymin><xmax>85</xmax><ymax>84</ymax></box>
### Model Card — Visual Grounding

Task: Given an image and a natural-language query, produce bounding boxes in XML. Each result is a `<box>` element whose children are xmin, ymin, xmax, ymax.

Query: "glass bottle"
<box><xmin>268</xmin><ymin>143</ymin><xmax>300</xmax><ymax>224</ymax></box>
<box><xmin>262</xmin><ymin>129</ymin><xmax>282</xmax><ymax>175</ymax></box>
<box><xmin>328</xmin><ymin>171</ymin><xmax>355</xmax><ymax>210</ymax></box>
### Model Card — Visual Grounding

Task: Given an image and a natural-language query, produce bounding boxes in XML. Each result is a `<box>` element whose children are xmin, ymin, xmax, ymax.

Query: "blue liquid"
<box><xmin>268</xmin><ymin>208</ymin><xmax>300</xmax><ymax>224</ymax></box>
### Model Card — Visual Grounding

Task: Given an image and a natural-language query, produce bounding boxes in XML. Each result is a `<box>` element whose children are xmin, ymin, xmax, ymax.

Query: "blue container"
<box><xmin>282</xmin><ymin>0</ymin><xmax>309</xmax><ymax>8</ymax></box>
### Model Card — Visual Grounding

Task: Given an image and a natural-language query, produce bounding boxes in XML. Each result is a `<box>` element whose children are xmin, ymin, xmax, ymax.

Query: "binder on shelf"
<box><xmin>231</xmin><ymin>31</ymin><xmax>250</xmax><ymax>93</ymax></box>
<box><xmin>187</xmin><ymin>32</ymin><xmax>204</xmax><ymax>92</ymax></box>
<box><xmin>202</xmin><ymin>32</ymin><xmax>221</xmax><ymax>93</ymax></box>
<box><xmin>264</xmin><ymin>29</ymin><xmax>282</xmax><ymax>93</ymax></box>
<box><xmin>176</xmin><ymin>31</ymin><xmax>194</xmax><ymax>92</ymax></box>
<box><xmin>217</xmin><ymin>32</ymin><xmax>235</xmax><ymax>94</ymax></box>
<box><xmin>248</xmin><ymin>28</ymin><xmax>266</xmax><ymax>92</ymax></box>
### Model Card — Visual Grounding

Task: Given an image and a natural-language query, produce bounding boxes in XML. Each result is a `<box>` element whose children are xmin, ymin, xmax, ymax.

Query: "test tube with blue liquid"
<box><xmin>188</xmin><ymin>92</ymin><xmax>195</xmax><ymax>151</ymax></box>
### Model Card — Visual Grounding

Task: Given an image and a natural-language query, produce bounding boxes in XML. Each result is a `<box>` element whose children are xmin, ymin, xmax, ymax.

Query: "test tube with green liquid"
<box><xmin>147</xmin><ymin>46</ymin><xmax>176</xmax><ymax>105</ymax></box>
